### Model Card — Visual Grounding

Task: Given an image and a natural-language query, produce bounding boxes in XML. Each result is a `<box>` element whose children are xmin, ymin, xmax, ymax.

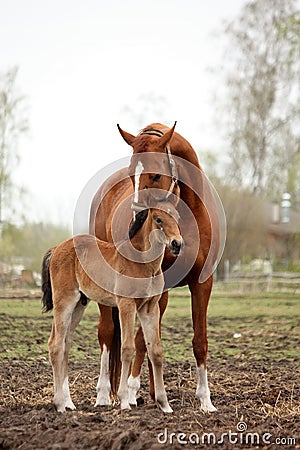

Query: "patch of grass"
<box><xmin>163</xmin><ymin>287</ymin><xmax>300</xmax><ymax>363</ymax></box>
<box><xmin>166</xmin><ymin>287</ymin><xmax>299</xmax><ymax>319</ymax></box>
<box><xmin>0</xmin><ymin>299</ymin><xmax>100</xmax><ymax>363</ymax></box>
<box><xmin>0</xmin><ymin>288</ymin><xmax>299</xmax><ymax>365</ymax></box>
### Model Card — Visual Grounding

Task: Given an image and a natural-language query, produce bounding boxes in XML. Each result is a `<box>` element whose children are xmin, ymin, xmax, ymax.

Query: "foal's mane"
<box><xmin>128</xmin><ymin>209</ymin><xmax>149</xmax><ymax>239</ymax></box>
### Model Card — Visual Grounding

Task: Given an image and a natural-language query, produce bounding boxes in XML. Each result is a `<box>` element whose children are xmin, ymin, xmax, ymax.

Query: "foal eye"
<box><xmin>155</xmin><ymin>217</ymin><xmax>163</xmax><ymax>225</ymax></box>
<box><xmin>152</xmin><ymin>174</ymin><xmax>161</xmax><ymax>182</ymax></box>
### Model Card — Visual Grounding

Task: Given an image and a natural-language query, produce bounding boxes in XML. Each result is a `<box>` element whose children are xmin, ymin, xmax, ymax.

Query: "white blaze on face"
<box><xmin>133</xmin><ymin>161</ymin><xmax>144</xmax><ymax>219</ymax></box>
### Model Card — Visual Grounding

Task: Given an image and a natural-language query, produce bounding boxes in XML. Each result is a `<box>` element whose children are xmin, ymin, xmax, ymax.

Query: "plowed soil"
<box><xmin>0</xmin><ymin>293</ymin><xmax>299</xmax><ymax>449</ymax></box>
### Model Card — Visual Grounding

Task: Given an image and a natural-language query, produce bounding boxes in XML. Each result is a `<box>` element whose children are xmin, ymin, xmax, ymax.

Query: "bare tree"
<box><xmin>0</xmin><ymin>67</ymin><xmax>29</xmax><ymax>231</ymax></box>
<box><xmin>222</xmin><ymin>0</ymin><xmax>300</xmax><ymax>201</ymax></box>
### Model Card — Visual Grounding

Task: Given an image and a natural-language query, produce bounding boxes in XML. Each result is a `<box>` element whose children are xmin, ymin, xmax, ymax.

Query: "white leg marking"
<box><xmin>128</xmin><ymin>374</ymin><xmax>140</xmax><ymax>406</ymax></box>
<box><xmin>53</xmin><ymin>386</ymin><xmax>66</xmax><ymax>413</ymax></box>
<box><xmin>118</xmin><ymin>366</ymin><xmax>132</xmax><ymax>410</ymax></box>
<box><xmin>63</xmin><ymin>377</ymin><xmax>76</xmax><ymax>410</ymax></box>
<box><xmin>196</xmin><ymin>364</ymin><xmax>217</xmax><ymax>412</ymax></box>
<box><xmin>95</xmin><ymin>344</ymin><xmax>111</xmax><ymax>406</ymax></box>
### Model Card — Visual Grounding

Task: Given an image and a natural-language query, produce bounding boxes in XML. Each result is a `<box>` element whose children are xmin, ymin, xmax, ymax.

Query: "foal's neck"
<box><xmin>130</xmin><ymin>218</ymin><xmax>165</xmax><ymax>265</ymax></box>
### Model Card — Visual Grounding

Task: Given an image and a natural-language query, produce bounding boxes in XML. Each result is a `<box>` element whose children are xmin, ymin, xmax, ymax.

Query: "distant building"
<box><xmin>266</xmin><ymin>202</ymin><xmax>300</xmax><ymax>262</ymax></box>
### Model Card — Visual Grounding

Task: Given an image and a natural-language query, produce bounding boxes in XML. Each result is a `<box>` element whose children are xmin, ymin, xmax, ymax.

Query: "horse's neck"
<box><xmin>171</xmin><ymin>134</ymin><xmax>201</xmax><ymax>168</ymax></box>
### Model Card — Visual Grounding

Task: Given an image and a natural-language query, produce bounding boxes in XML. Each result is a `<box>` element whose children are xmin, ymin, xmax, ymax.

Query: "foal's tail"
<box><xmin>41</xmin><ymin>248</ymin><xmax>54</xmax><ymax>312</ymax></box>
<box><xmin>109</xmin><ymin>307</ymin><xmax>121</xmax><ymax>395</ymax></box>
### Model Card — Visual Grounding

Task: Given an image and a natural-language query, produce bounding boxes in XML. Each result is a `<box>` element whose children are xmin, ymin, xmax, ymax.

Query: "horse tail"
<box><xmin>41</xmin><ymin>248</ymin><xmax>54</xmax><ymax>312</ymax></box>
<box><xmin>109</xmin><ymin>306</ymin><xmax>121</xmax><ymax>395</ymax></box>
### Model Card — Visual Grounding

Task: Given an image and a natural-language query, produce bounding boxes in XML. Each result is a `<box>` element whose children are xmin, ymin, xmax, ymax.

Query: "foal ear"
<box><xmin>158</xmin><ymin>121</ymin><xmax>177</xmax><ymax>149</ymax></box>
<box><xmin>117</xmin><ymin>124</ymin><xmax>136</xmax><ymax>146</ymax></box>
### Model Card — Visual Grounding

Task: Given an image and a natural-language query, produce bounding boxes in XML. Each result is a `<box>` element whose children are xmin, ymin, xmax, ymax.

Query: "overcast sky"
<box><xmin>1</xmin><ymin>0</ymin><xmax>247</xmax><ymax>226</ymax></box>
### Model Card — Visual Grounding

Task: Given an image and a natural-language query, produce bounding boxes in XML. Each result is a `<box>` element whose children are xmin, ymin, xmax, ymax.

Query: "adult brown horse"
<box><xmin>89</xmin><ymin>122</ymin><xmax>224</xmax><ymax>412</ymax></box>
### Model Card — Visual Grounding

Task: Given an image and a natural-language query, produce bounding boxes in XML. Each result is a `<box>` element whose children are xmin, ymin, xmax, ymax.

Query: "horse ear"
<box><xmin>117</xmin><ymin>124</ymin><xmax>136</xmax><ymax>146</ymax></box>
<box><xmin>158</xmin><ymin>121</ymin><xmax>177</xmax><ymax>149</ymax></box>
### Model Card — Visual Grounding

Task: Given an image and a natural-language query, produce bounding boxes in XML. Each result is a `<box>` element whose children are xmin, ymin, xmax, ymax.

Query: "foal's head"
<box><xmin>129</xmin><ymin>203</ymin><xmax>183</xmax><ymax>256</ymax></box>
<box><xmin>150</xmin><ymin>206</ymin><xmax>183</xmax><ymax>255</ymax></box>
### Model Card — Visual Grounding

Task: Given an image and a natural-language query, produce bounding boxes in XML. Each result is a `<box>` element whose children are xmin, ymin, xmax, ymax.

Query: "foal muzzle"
<box><xmin>170</xmin><ymin>239</ymin><xmax>183</xmax><ymax>255</ymax></box>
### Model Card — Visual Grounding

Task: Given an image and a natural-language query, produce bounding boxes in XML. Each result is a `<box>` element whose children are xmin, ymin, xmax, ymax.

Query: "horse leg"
<box><xmin>62</xmin><ymin>296</ymin><xmax>88</xmax><ymax>410</ymax></box>
<box><xmin>117</xmin><ymin>299</ymin><xmax>136</xmax><ymax>411</ymax></box>
<box><xmin>128</xmin><ymin>291</ymin><xmax>168</xmax><ymax>405</ymax></box>
<box><xmin>138</xmin><ymin>300</ymin><xmax>172</xmax><ymax>413</ymax></box>
<box><xmin>190</xmin><ymin>277</ymin><xmax>217</xmax><ymax>412</ymax></box>
<box><xmin>95</xmin><ymin>305</ymin><xmax>114</xmax><ymax>407</ymax></box>
<box><xmin>48</xmin><ymin>292</ymin><xmax>79</xmax><ymax>412</ymax></box>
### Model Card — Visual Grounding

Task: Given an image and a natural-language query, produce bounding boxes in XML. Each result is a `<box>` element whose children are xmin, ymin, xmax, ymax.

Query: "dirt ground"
<box><xmin>0</xmin><ymin>301</ymin><xmax>299</xmax><ymax>449</ymax></box>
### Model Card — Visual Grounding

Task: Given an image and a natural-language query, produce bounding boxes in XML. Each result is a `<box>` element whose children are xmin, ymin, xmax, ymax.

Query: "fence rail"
<box><xmin>222</xmin><ymin>272</ymin><xmax>300</xmax><ymax>293</ymax></box>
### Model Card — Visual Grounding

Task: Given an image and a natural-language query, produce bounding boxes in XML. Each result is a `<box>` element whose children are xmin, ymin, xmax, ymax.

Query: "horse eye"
<box><xmin>152</xmin><ymin>174</ymin><xmax>161</xmax><ymax>182</ymax></box>
<box><xmin>155</xmin><ymin>217</ymin><xmax>163</xmax><ymax>224</ymax></box>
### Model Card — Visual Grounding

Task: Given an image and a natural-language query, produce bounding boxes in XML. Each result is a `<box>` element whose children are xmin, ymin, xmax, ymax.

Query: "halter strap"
<box><xmin>165</xmin><ymin>144</ymin><xmax>178</xmax><ymax>198</ymax></box>
<box><xmin>140</xmin><ymin>128</ymin><xmax>164</xmax><ymax>138</ymax></box>
<box><xmin>131</xmin><ymin>128</ymin><xmax>179</xmax><ymax>213</ymax></box>
<box><xmin>141</xmin><ymin>128</ymin><xmax>178</xmax><ymax>191</ymax></box>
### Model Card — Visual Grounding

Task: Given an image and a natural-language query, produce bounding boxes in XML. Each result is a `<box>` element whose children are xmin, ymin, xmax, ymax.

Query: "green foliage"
<box><xmin>0</xmin><ymin>221</ymin><xmax>70</xmax><ymax>272</ymax></box>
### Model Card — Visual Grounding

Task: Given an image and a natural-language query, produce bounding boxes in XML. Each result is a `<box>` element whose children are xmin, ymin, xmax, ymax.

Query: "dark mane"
<box><xmin>128</xmin><ymin>209</ymin><xmax>149</xmax><ymax>239</ymax></box>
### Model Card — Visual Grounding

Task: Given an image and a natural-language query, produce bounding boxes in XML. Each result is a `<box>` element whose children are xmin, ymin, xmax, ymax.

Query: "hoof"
<box><xmin>200</xmin><ymin>401</ymin><xmax>217</xmax><ymax>413</ymax></box>
<box><xmin>55</xmin><ymin>404</ymin><xmax>66</xmax><ymax>413</ymax></box>
<box><xmin>136</xmin><ymin>396</ymin><xmax>144</xmax><ymax>407</ymax></box>
<box><xmin>65</xmin><ymin>400</ymin><xmax>76</xmax><ymax>411</ymax></box>
<box><xmin>54</xmin><ymin>396</ymin><xmax>67</xmax><ymax>413</ymax></box>
<box><xmin>161</xmin><ymin>405</ymin><xmax>173</xmax><ymax>414</ymax></box>
<box><xmin>94</xmin><ymin>398</ymin><xmax>111</xmax><ymax>407</ymax></box>
<box><xmin>157</xmin><ymin>401</ymin><xmax>173</xmax><ymax>413</ymax></box>
<box><xmin>120</xmin><ymin>400</ymin><xmax>132</xmax><ymax>411</ymax></box>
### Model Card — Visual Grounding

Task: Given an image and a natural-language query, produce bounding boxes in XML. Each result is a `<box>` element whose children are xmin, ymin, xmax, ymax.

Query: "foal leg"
<box><xmin>128</xmin><ymin>291</ymin><xmax>168</xmax><ymax>405</ymax></box>
<box><xmin>138</xmin><ymin>301</ymin><xmax>172</xmax><ymax>413</ymax></box>
<box><xmin>62</xmin><ymin>297</ymin><xmax>88</xmax><ymax>409</ymax></box>
<box><xmin>48</xmin><ymin>292</ymin><xmax>79</xmax><ymax>412</ymax></box>
<box><xmin>190</xmin><ymin>277</ymin><xmax>217</xmax><ymax>412</ymax></box>
<box><xmin>117</xmin><ymin>299</ymin><xmax>136</xmax><ymax>411</ymax></box>
<box><xmin>95</xmin><ymin>305</ymin><xmax>115</xmax><ymax>406</ymax></box>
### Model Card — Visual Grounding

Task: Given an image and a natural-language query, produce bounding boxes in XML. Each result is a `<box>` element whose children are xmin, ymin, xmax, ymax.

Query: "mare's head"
<box><xmin>117</xmin><ymin>122</ymin><xmax>180</xmax><ymax>208</ymax></box>
<box><xmin>129</xmin><ymin>201</ymin><xmax>183</xmax><ymax>256</ymax></box>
